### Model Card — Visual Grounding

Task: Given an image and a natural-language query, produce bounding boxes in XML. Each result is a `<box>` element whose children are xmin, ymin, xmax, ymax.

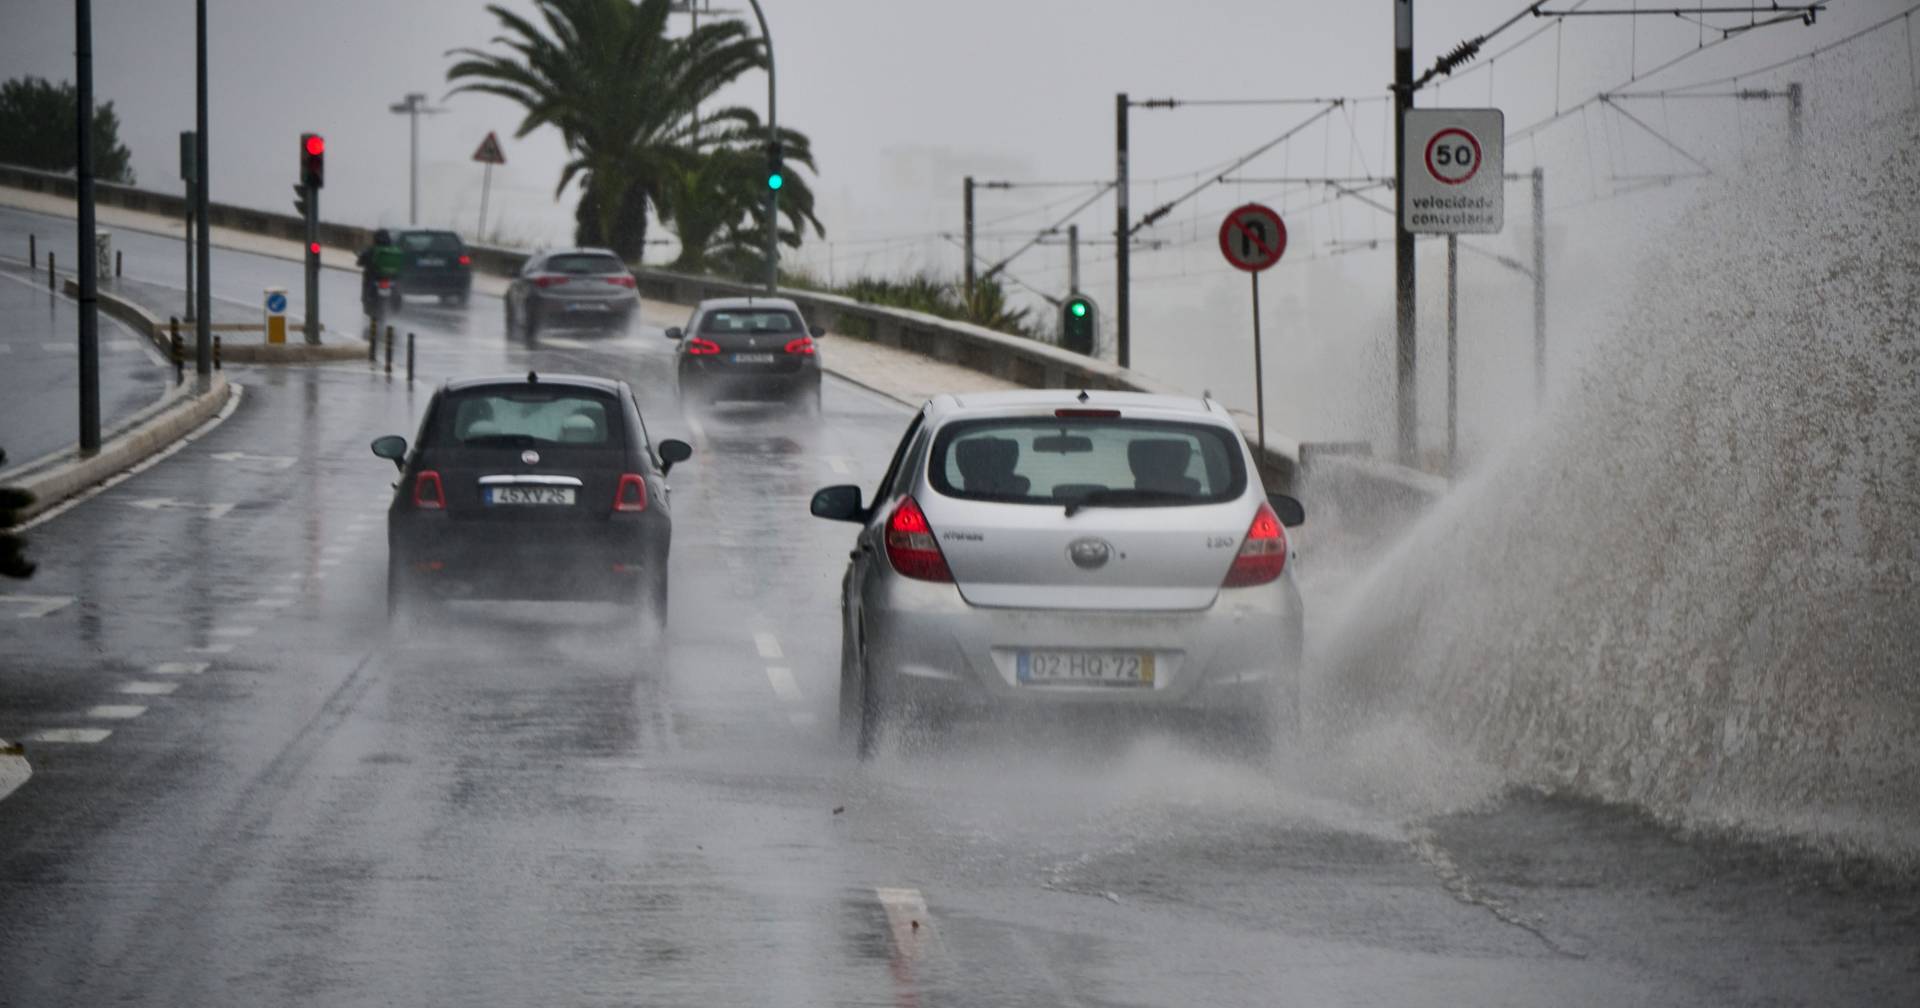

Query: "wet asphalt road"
<box><xmin>2</xmin><ymin>224</ymin><xmax>1916</xmax><ymax>1006</ymax></box>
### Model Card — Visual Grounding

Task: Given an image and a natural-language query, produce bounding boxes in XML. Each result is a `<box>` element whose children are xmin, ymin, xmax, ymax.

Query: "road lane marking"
<box><xmin>754</xmin><ymin>632</ymin><xmax>784</xmax><ymax>660</ymax></box>
<box><xmin>127</xmin><ymin>497</ymin><xmax>237</xmax><ymax>520</ymax></box>
<box><xmin>318</xmin><ymin>558</ymin><xmax>344</xmax><ymax>568</ymax></box>
<box><xmin>253</xmin><ymin>597</ymin><xmax>294</xmax><ymax>609</ymax></box>
<box><xmin>0</xmin><ymin>743</ymin><xmax>29</xmax><ymax>803</ymax></box>
<box><xmin>269</xmin><ymin>584</ymin><xmax>299</xmax><ymax>594</ymax></box>
<box><xmin>207</xmin><ymin>450</ymin><xmax>295</xmax><ymax>470</ymax></box>
<box><xmin>0</xmin><ymin>595</ymin><xmax>76</xmax><ymax>619</ymax></box>
<box><xmin>875</xmin><ymin>887</ymin><xmax>932</xmax><ymax>959</ymax></box>
<box><xmin>827</xmin><ymin>456</ymin><xmax>852</xmax><ymax>475</ymax></box>
<box><xmin>15</xmin><ymin>383</ymin><xmax>246</xmax><ymax>533</ymax></box>
<box><xmin>211</xmin><ymin>626</ymin><xmax>257</xmax><ymax>637</ymax></box>
<box><xmin>186</xmin><ymin>643</ymin><xmax>235</xmax><ymax>655</ymax></box>
<box><xmin>28</xmin><ymin>728</ymin><xmax>111</xmax><ymax>744</ymax></box>
<box><xmin>765</xmin><ymin>666</ymin><xmax>803</xmax><ymax>703</ymax></box>
<box><xmin>152</xmin><ymin>661</ymin><xmax>209</xmax><ymax>676</ymax></box>
<box><xmin>119</xmin><ymin>682</ymin><xmax>178</xmax><ymax>696</ymax></box>
<box><xmin>87</xmin><ymin>705</ymin><xmax>147</xmax><ymax>719</ymax></box>
<box><xmin>538</xmin><ymin>336</ymin><xmax>589</xmax><ymax>349</ymax></box>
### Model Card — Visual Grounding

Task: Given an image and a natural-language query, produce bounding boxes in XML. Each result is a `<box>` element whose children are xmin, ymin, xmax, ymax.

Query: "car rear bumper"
<box><xmin>398</xmin><ymin>271</ymin><xmax>472</xmax><ymax>296</ymax></box>
<box><xmin>388</xmin><ymin>515</ymin><xmax>660</xmax><ymax>602</ymax></box>
<box><xmin>679</xmin><ymin>361</ymin><xmax>819</xmax><ymax>398</ymax></box>
<box><xmin>861</xmin><ymin>573</ymin><xmax>1302</xmax><ymax>716</ymax></box>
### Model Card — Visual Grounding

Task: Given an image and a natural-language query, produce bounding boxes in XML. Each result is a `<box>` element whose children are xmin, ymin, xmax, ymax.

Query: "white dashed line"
<box><xmin>753</xmin><ymin>632</ymin><xmax>784</xmax><ymax>660</ymax></box>
<box><xmin>827</xmin><ymin>456</ymin><xmax>852</xmax><ymax>475</ymax></box>
<box><xmin>28</xmin><ymin>728</ymin><xmax>112</xmax><ymax>744</ymax></box>
<box><xmin>118</xmin><ymin>681</ymin><xmax>179</xmax><ymax>696</ymax></box>
<box><xmin>0</xmin><ymin>746</ymin><xmax>28</xmax><ymax>803</ymax></box>
<box><xmin>765</xmin><ymin>666</ymin><xmax>803</xmax><ymax>703</ymax></box>
<box><xmin>875</xmin><ymin>887</ymin><xmax>932</xmax><ymax>957</ymax></box>
<box><xmin>152</xmin><ymin>661</ymin><xmax>209</xmax><ymax>676</ymax></box>
<box><xmin>87</xmin><ymin>705</ymin><xmax>147</xmax><ymax>720</ymax></box>
<box><xmin>186</xmin><ymin>643</ymin><xmax>235</xmax><ymax>655</ymax></box>
<box><xmin>211</xmin><ymin>626</ymin><xmax>257</xmax><ymax>638</ymax></box>
<box><xmin>318</xmin><ymin>558</ymin><xmax>343</xmax><ymax>568</ymax></box>
<box><xmin>0</xmin><ymin>595</ymin><xmax>77</xmax><ymax>619</ymax></box>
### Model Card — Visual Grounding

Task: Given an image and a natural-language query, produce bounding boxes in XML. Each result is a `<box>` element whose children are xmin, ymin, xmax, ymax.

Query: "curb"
<box><xmin>66</xmin><ymin>278</ymin><xmax>366</xmax><ymax>364</ymax></box>
<box><xmin>821</xmin><ymin>365</ymin><xmax>921</xmax><ymax>410</ymax></box>
<box><xmin>0</xmin><ymin>373</ymin><xmax>232</xmax><ymax>525</ymax></box>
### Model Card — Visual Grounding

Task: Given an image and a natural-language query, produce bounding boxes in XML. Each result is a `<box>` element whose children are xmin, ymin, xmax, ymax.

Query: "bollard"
<box><xmin>368</xmin><ymin>317</ymin><xmax>378</xmax><ymax>363</ymax></box>
<box><xmin>384</xmin><ymin>325</ymin><xmax>394</xmax><ymax>375</ymax></box>
<box><xmin>28</xmin><ymin>233</ymin><xmax>34</xmax><ymax>264</ymax></box>
<box><xmin>170</xmin><ymin>316</ymin><xmax>184</xmax><ymax>384</ymax></box>
<box><xmin>115</xmin><ymin>250</ymin><xmax>122</xmax><ymax>278</ymax></box>
<box><xmin>46</xmin><ymin>252</ymin><xmax>54</xmax><ymax>290</ymax></box>
<box><xmin>213</xmin><ymin>334</ymin><xmax>223</xmax><ymax>370</ymax></box>
<box><xmin>406</xmin><ymin>332</ymin><xmax>415</xmax><ymax>383</ymax></box>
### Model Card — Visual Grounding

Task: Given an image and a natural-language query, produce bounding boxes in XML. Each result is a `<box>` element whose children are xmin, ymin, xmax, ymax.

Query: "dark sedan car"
<box><xmin>669</xmin><ymin>297</ymin><xmax>824</xmax><ymax>412</ymax></box>
<box><xmin>371</xmin><ymin>372</ymin><xmax>691</xmax><ymax>635</ymax></box>
<box><xmin>504</xmin><ymin>248</ymin><xmax>639</xmax><ymax>339</ymax></box>
<box><xmin>393</xmin><ymin>229</ymin><xmax>473</xmax><ymax>307</ymax></box>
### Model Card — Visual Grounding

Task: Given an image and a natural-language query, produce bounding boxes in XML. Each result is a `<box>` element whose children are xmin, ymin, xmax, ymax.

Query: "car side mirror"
<box><xmin>1268</xmin><ymin>493</ymin><xmax>1305</xmax><ymax>528</ymax></box>
<box><xmin>371</xmin><ymin>434</ymin><xmax>408</xmax><ymax>472</ymax></box>
<box><xmin>809</xmin><ymin>325</ymin><xmax>826</xmax><ymax>339</ymax></box>
<box><xmin>664</xmin><ymin>326</ymin><xmax>683</xmax><ymax>341</ymax></box>
<box><xmin>810</xmin><ymin>484</ymin><xmax>865</xmax><ymax>522</ymax></box>
<box><xmin>657</xmin><ymin>438</ymin><xmax>693</xmax><ymax>474</ymax></box>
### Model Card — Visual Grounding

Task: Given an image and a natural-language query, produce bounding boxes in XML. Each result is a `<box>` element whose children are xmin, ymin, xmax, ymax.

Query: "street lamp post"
<box><xmin>388</xmin><ymin>92</ymin><xmax>444</xmax><ymax>225</ymax></box>
<box><xmin>742</xmin><ymin>0</ymin><xmax>777</xmax><ymax>292</ymax></box>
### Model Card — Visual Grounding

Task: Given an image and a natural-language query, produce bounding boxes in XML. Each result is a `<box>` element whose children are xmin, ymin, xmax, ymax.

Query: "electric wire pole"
<box><xmin>75</xmin><ymin>0</ymin><xmax>100</xmax><ymax>452</ymax></box>
<box><xmin>1115</xmin><ymin>92</ymin><xmax>1131</xmax><ymax>368</ymax></box>
<box><xmin>963</xmin><ymin>176</ymin><xmax>975</xmax><ymax>305</ymax></box>
<box><xmin>1393</xmin><ymin>0</ymin><xmax>1417</xmax><ymax>467</ymax></box>
<box><xmin>195</xmin><ymin>0</ymin><xmax>211</xmax><ymax>378</ymax></box>
<box><xmin>388</xmin><ymin>92</ymin><xmax>445</xmax><ymax>225</ymax></box>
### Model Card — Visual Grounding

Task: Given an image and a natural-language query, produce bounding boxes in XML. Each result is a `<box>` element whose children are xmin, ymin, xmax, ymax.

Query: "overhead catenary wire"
<box><xmin>1130</xmin><ymin>101</ymin><xmax>1342</xmax><ymax>235</ymax></box>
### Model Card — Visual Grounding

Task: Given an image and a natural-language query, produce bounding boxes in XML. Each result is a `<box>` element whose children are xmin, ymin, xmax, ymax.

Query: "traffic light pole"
<box><xmin>304</xmin><ymin>183</ymin><xmax>320</xmax><ymax>344</ymax></box>
<box><xmin>1114</xmin><ymin>92</ymin><xmax>1130</xmax><ymax>369</ymax></box>
<box><xmin>1393</xmin><ymin>0</ymin><xmax>1417</xmax><ymax>467</ymax></box>
<box><xmin>744</xmin><ymin>0</ymin><xmax>778</xmax><ymax>293</ymax></box>
<box><xmin>963</xmin><ymin>176</ymin><xmax>975</xmax><ymax>306</ymax></box>
<box><xmin>194</xmin><ymin>0</ymin><xmax>211</xmax><ymax>378</ymax></box>
<box><xmin>75</xmin><ymin>0</ymin><xmax>101</xmax><ymax>454</ymax></box>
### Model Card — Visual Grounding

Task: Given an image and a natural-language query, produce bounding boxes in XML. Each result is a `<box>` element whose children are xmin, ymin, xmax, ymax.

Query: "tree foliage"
<box><xmin>446</xmin><ymin>0</ymin><xmax>821</xmax><ymax>266</ymax></box>
<box><xmin>0</xmin><ymin>76</ymin><xmax>135</xmax><ymax>184</ymax></box>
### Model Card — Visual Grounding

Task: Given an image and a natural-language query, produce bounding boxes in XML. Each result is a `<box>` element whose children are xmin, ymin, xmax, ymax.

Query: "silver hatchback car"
<box><xmin>810</xmin><ymin>390</ymin><xmax>1306</xmax><ymax>757</ymax></box>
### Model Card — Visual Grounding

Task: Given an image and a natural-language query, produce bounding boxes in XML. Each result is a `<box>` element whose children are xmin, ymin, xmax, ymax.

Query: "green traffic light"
<box><xmin>768</xmin><ymin>172</ymin><xmax>784</xmax><ymax>191</ymax></box>
<box><xmin>1069</xmin><ymin>301</ymin><xmax>1088</xmax><ymax>318</ymax></box>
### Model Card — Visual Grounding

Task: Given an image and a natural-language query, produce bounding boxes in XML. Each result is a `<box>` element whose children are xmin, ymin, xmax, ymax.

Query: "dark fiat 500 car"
<box><xmin>669</xmin><ymin>297</ymin><xmax>824</xmax><ymax>411</ymax></box>
<box><xmin>371</xmin><ymin>373</ymin><xmax>692</xmax><ymax>633</ymax></box>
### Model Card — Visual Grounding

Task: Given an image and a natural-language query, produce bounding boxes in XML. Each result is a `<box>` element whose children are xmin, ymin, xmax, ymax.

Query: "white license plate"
<box><xmin>1017</xmin><ymin>650</ymin><xmax>1154</xmax><ymax>686</ymax></box>
<box><xmin>564</xmin><ymin>301</ymin><xmax>608</xmax><ymax>312</ymax></box>
<box><xmin>732</xmin><ymin>352</ymin><xmax>777</xmax><ymax>364</ymax></box>
<box><xmin>487</xmin><ymin>486</ymin><xmax>575</xmax><ymax>506</ymax></box>
<box><xmin>416</xmin><ymin>257</ymin><xmax>445</xmax><ymax>266</ymax></box>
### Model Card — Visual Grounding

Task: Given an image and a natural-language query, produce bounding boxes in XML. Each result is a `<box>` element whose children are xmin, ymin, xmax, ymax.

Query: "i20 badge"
<box><xmin>1067</xmin><ymin>537</ymin><xmax>1113</xmax><ymax>570</ymax></box>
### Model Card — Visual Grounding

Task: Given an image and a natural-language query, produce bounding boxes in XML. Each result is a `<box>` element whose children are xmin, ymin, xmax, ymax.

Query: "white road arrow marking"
<box><xmin>207</xmin><ymin>451</ymin><xmax>296</xmax><ymax>470</ymax></box>
<box><xmin>0</xmin><ymin>594</ymin><xmax>76</xmax><ymax>619</ymax></box>
<box><xmin>126</xmin><ymin>497</ymin><xmax>236</xmax><ymax>520</ymax></box>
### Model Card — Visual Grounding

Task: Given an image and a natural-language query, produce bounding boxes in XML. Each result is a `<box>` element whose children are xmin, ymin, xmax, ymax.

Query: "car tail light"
<box><xmin>885</xmin><ymin>496</ymin><xmax>953</xmax><ymax>582</ymax></box>
<box><xmin>604</xmin><ymin>275</ymin><xmax>637</xmax><ymax>288</ymax></box>
<box><xmin>532</xmin><ymin>274</ymin><xmax>565</xmax><ymax>288</ymax></box>
<box><xmin>413</xmin><ymin>470</ymin><xmax>446</xmax><ymax>510</ymax></box>
<box><xmin>457</xmin><ymin>254</ymin><xmax>472</xmax><ymax>266</ymax></box>
<box><xmin>1221</xmin><ymin>502</ymin><xmax>1287</xmax><ymax>587</ymax></box>
<box><xmin>687</xmin><ymin>337</ymin><xmax>722</xmax><ymax>356</ymax></box>
<box><xmin>377</xmin><ymin>278</ymin><xmax>392</xmax><ymax>290</ymax></box>
<box><xmin>614</xmin><ymin>473</ymin><xmax>648</xmax><ymax>512</ymax></box>
<box><xmin>784</xmin><ymin>336</ymin><xmax>816</xmax><ymax>356</ymax></box>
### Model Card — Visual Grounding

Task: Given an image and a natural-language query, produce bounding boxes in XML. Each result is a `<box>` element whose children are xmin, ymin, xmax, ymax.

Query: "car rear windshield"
<box><xmin>434</xmin><ymin>388</ymin><xmax>624</xmax><ymax>448</ymax></box>
<box><xmin>400</xmin><ymin>232</ymin><xmax>463</xmax><ymax>253</ymax></box>
<box><xmin>544</xmin><ymin>253</ymin><xmax>626</xmax><ymax>275</ymax></box>
<box><xmin>928</xmin><ymin>417</ymin><xmax>1246</xmax><ymax>506</ymax></box>
<box><xmin>699</xmin><ymin>309</ymin><xmax>803</xmax><ymax>334</ymax></box>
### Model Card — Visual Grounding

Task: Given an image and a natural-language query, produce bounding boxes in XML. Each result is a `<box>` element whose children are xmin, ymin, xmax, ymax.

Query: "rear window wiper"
<box><xmin>1062</xmin><ymin>487</ymin><xmax>1193</xmax><ymax>517</ymax></box>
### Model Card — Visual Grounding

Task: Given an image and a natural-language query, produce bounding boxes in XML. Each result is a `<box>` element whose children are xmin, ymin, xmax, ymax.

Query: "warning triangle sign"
<box><xmin>472</xmin><ymin>131</ymin><xmax>506</xmax><ymax>165</ymax></box>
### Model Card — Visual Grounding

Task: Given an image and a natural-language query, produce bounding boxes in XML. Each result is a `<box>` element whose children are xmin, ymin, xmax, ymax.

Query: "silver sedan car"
<box><xmin>810</xmin><ymin>390</ymin><xmax>1306</xmax><ymax>757</ymax></box>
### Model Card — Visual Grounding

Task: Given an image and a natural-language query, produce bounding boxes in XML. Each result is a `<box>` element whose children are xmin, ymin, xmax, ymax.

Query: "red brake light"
<box><xmin>413</xmin><ymin>470</ymin><xmax>446</xmax><ymax>510</ymax></box>
<box><xmin>783</xmin><ymin>336</ymin><xmax>816</xmax><ymax>356</ymax></box>
<box><xmin>1221</xmin><ymin>503</ymin><xmax>1287</xmax><ymax>587</ymax></box>
<box><xmin>377</xmin><ymin>278</ymin><xmax>392</xmax><ymax>290</ymax></box>
<box><xmin>458</xmin><ymin>254</ymin><xmax>472</xmax><ymax>266</ymax></box>
<box><xmin>614</xmin><ymin>473</ymin><xmax>648</xmax><ymax>512</ymax></box>
<box><xmin>532</xmin><ymin>274</ymin><xmax>564</xmax><ymax>288</ymax></box>
<box><xmin>885</xmin><ymin>496</ymin><xmax>953</xmax><ymax>582</ymax></box>
<box><xmin>604</xmin><ymin>275</ymin><xmax>637</xmax><ymax>288</ymax></box>
<box><xmin>1055</xmin><ymin>408</ymin><xmax>1121</xmax><ymax>418</ymax></box>
<box><xmin>687</xmin><ymin>337</ymin><xmax>722</xmax><ymax>356</ymax></box>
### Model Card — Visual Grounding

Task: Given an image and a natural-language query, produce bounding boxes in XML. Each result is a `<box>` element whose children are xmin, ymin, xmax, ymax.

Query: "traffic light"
<box><xmin>0</xmin><ymin>451</ymin><xmax>35</xmax><ymax>580</ymax></box>
<box><xmin>292</xmin><ymin>183</ymin><xmax>308</xmax><ymax>218</ymax></box>
<box><xmin>300</xmin><ymin>132</ymin><xmax>325</xmax><ymax>189</ymax></box>
<box><xmin>766</xmin><ymin>139</ymin><xmax>784</xmax><ymax>192</ymax></box>
<box><xmin>1060</xmin><ymin>293</ymin><xmax>1097</xmax><ymax>355</ymax></box>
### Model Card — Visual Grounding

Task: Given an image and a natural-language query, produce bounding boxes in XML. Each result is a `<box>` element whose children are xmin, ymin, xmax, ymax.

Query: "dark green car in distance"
<box><xmin>394</xmin><ymin>229</ymin><xmax>474</xmax><ymax>307</ymax></box>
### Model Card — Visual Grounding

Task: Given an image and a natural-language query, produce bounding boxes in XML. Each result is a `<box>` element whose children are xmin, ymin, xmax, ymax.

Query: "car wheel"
<box><xmin>645</xmin><ymin>566</ymin><xmax>669</xmax><ymax>644</ymax></box>
<box><xmin>453</xmin><ymin>291</ymin><xmax>471</xmax><ymax>308</ymax></box>
<box><xmin>523</xmin><ymin>302</ymin><xmax>541</xmax><ymax>341</ymax></box>
<box><xmin>386</xmin><ymin>561</ymin><xmax>435</xmax><ymax>633</ymax></box>
<box><xmin>852</xmin><ymin>631</ymin><xmax>887</xmax><ymax>760</ymax></box>
<box><xmin>502</xmin><ymin>301</ymin><xmax>515</xmax><ymax>339</ymax></box>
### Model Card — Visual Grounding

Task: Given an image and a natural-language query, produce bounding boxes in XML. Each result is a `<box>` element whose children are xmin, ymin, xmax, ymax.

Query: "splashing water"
<box><xmin>1318</xmin><ymin>105</ymin><xmax>1920</xmax><ymax>864</ymax></box>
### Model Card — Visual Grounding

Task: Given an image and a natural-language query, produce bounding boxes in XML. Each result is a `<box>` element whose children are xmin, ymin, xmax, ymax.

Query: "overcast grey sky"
<box><xmin>5</xmin><ymin>0</ymin><xmax>1911</xmax><ymax>449</ymax></box>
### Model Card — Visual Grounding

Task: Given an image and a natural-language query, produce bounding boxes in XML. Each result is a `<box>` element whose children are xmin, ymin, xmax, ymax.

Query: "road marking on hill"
<box><xmin>0</xmin><ymin>741</ymin><xmax>30</xmax><ymax>803</ymax></box>
<box><xmin>754</xmin><ymin>631</ymin><xmax>784</xmax><ymax>660</ymax></box>
<box><xmin>28</xmin><ymin>728</ymin><xmax>111</xmax><ymax>744</ymax></box>
<box><xmin>87</xmin><ymin>705</ymin><xmax>147</xmax><ymax>720</ymax></box>
<box><xmin>765</xmin><ymin>666</ymin><xmax>803</xmax><ymax>703</ymax></box>
<box><xmin>118</xmin><ymin>681</ymin><xmax>178</xmax><ymax>696</ymax></box>
<box><xmin>152</xmin><ymin>661</ymin><xmax>209</xmax><ymax>676</ymax></box>
<box><xmin>0</xmin><ymin>594</ymin><xmax>75</xmax><ymax>618</ymax></box>
<box><xmin>875</xmin><ymin>887</ymin><xmax>932</xmax><ymax>959</ymax></box>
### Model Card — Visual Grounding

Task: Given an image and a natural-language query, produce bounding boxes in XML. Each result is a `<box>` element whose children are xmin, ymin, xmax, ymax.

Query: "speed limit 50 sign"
<box><xmin>1403</xmin><ymin>108</ymin><xmax>1504</xmax><ymax>234</ymax></box>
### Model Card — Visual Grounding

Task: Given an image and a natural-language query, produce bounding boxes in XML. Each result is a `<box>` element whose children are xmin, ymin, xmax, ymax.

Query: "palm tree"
<box><xmin>657</xmin><ymin>112</ymin><xmax>824</xmax><ymax>277</ymax></box>
<box><xmin>445</xmin><ymin>0</ymin><xmax>784</xmax><ymax>261</ymax></box>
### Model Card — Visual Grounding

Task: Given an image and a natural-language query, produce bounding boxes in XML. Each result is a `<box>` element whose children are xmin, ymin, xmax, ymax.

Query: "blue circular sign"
<box><xmin>266</xmin><ymin>292</ymin><xmax>288</xmax><ymax>313</ymax></box>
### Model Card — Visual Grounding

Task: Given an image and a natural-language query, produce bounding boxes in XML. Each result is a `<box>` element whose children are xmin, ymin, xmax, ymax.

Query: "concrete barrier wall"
<box><xmin>2</xmin><ymin>163</ymin><xmax>1442</xmax><ymax>510</ymax></box>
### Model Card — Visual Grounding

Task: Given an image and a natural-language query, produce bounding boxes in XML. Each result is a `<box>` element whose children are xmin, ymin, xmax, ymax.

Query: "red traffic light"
<box><xmin>304</xmin><ymin>134</ymin><xmax>325</xmax><ymax>157</ymax></box>
<box><xmin>308</xmin><ymin>242</ymin><xmax>321</xmax><ymax>255</ymax></box>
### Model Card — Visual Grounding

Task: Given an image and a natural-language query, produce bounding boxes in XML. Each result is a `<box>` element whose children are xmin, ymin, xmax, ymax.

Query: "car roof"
<box><xmin>538</xmin><ymin>247</ymin><xmax>623</xmax><ymax>259</ymax></box>
<box><xmin>924</xmin><ymin>389</ymin><xmax>1228</xmax><ymax>422</ymax></box>
<box><xmin>694</xmin><ymin>296</ymin><xmax>804</xmax><ymax>313</ymax></box>
<box><xmin>398</xmin><ymin>228</ymin><xmax>461</xmax><ymax>237</ymax></box>
<box><xmin>440</xmin><ymin>373</ymin><xmax>627</xmax><ymax>395</ymax></box>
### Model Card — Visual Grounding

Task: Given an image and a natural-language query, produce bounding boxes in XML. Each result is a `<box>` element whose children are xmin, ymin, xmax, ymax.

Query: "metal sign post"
<box><xmin>472</xmin><ymin>131</ymin><xmax>505</xmax><ymax>239</ymax></box>
<box><xmin>1217</xmin><ymin>203</ymin><xmax>1288</xmax><ymax>455</ymax></box>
